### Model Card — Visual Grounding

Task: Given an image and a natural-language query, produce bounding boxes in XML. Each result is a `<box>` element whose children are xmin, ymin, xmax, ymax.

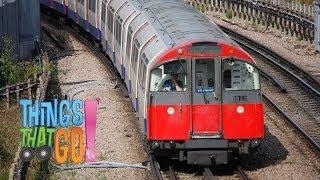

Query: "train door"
<box><xmin>191</xmin><ymin>58</ymin><xmax>222</xmax><ymax>138</ymax></box>
<box><xmin>148</xmin><ymin>59</ymin><xmax>191</xmax><ymax>140</ymax></box>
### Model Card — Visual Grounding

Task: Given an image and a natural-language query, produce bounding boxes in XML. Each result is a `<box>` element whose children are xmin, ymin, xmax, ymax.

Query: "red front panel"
<box><xmin>148</xmin><ymin>105</ymin><xmax>191</xmax><ymax>140</ymax></box>
<box><xmin>192</xmin><ymin>104</ymin><xmax>220</xmax><ymax>134</ymax></box>
<box><xmin>223</xmin><ymin>103</ymin><xmax>264</xmax><ymax>139</ymax></box>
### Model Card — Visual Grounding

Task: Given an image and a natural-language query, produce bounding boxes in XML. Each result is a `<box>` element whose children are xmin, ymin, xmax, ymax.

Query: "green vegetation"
<box><xmin>0</xmin><ymin>36</ymin><xmax>43</xmax><ymax>87</ymax></box>
<box><xmin>0</xmin><ymin>106</ymin><xmax>21</xmax><ymax>179</ymax></box>
<box><xmin>225</xmin><ymin>10</ymin><xmax>233</xmax><ymax>19</ymax></box>
<box><xmin>0</xmin><ymin>36</ymin><xmax>52</xmax><ymax>179</ymax></box>
<box><xmin>196</xmin><ymin>4</ymin><xmax>205</xmax><ymax>13</ymax></box>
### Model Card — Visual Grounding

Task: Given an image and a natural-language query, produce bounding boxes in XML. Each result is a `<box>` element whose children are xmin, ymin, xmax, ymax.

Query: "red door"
<box><xmin>191</xmin><ymin>58</ymin><xmax>222</xmax><ymax>138</ymax></box>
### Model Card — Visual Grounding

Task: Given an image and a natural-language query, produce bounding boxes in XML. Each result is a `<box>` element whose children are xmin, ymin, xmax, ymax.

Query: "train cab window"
<box><xmin>101</xmin><ymin>3</ymin><xmax>106</xmax><ymax>23</ymax></box>
<box><xmin>195</xmin><ymin>59</ymin><xmax>215</xmax><ymax>93</ymax></box>
<box><xmin>150</xmin><ymin>60</ymin><xmax>188</xmax><ymax>92</ymax></box>
<box><xmin>107</xmin><ymin>7</ymin><xmax>115</xmax><ymax>32</ymax></box>
<box><xmin>223</xmin><ymin>59</ymin><xmax>260</xmax><ymax>91</ymax></box>
<box><xmin>88</xmin><ymin>0</ymin><xmax>96</xmax><ymax>12</ymax></box>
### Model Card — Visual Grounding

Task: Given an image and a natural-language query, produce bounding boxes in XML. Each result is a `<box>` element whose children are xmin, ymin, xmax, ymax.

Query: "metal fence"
<box><xmin>186</xmin><ymin>0</ymin><xmax>315</xmax><ymax>43</ymax></box>
<box><xmin>0</xmin><ymin>52</ymin><xmax>50</xmax><ymax>108</ymax></box>
<box><xmin>259</xmin><ymin>0</ymin><xmax>314</xmax><ymax>18</ymax></box>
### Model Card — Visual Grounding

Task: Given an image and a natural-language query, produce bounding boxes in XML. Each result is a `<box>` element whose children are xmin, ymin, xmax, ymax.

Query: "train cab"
<box><xmin>147</xmin><ymin>42</ymin><xmax>264</xmax><ymax>166</ymax></box>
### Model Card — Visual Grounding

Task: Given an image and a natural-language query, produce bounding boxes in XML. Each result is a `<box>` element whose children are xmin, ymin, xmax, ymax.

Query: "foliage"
<box><xmin>196</xmin><ymin>4</ymin><xmax>205</xmax><ymax>13</ymax></box>
<box><xmin>0</xmin><ymin>36</ymin><xmax>43</xmax><ymax>87</ymax></box>
<box><xmin>225</xmin><ymin>10</ymin><xmax>233</xmax><ymax>19</ymax></box>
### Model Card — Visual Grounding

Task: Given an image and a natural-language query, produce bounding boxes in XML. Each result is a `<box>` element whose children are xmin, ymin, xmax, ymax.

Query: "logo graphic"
<box><xmin>19</xmin><ymin>99</ymin><xmax>99</xmax><ymax>164</ymax></box>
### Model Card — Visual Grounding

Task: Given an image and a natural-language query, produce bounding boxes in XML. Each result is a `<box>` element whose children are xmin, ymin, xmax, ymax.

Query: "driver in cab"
<box><xmin>163</xmin><ymin>74</ymin><xmax>183</xmax><ymax>91</ymax></box>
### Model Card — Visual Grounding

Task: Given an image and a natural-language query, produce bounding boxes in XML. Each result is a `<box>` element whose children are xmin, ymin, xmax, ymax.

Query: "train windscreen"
<box><xmin>223</xmin><ymin>59</ymin><xmax>260</xmax><ymax>91</ymax></box>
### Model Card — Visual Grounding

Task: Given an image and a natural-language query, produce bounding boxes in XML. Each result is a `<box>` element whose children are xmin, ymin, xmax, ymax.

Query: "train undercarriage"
<box><xmin>149</xmin><ymin>139</ymin><xmax>260</xmax><ymax>166</ymax></box>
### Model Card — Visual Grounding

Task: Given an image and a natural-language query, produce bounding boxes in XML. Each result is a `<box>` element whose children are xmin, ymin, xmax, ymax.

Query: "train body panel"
<box><xmin>66</xmin><ymin>0</ymin><xmax>77</xmax><ymax>21</ymax></box>
<box><xmin>41</xmin><ymin>0</ymin><xmax>265</xmax><ymax>166</ymax></box>
<box><xmin>52</xmin><ymin>0</ymin><xmax>66</xmax><ymax>14</ymax></box>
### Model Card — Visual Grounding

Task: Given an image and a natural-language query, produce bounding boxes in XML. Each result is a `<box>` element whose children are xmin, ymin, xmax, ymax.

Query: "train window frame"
<box><xmin>115</xmin><ymin>16</ymin><xmax>123</xmax><ymax>43</ymax></box>
<box><xmin>222</xmin><ymin>59</ymin><xmax>261</xmax><ymax>91</ymax></box>
<box><xmin>194</xmin><ymin>58</ymin><xmax>215</xmax><ymax>93</ymax></box>
<box><xmin>126</xmin><ymin>27</ymin><xmax>133</xmax><ymax>58</ymax></box>
<box><xmin>131</xmin><ymin>40</ymin><xmax>140</xmax><ymax>73</ymax></box>
<box><xmin>101</xmin><ymin>2</ymin><xmax>106</xmax><ymax>23</ymax></box>
<box><xmin>139</xmin><ymin>53</ymin><xmax>148</xmax><ymax>91</ymax></box>
<box><xmin>107</xmin><ymin>6</ymin><xmax>115</xmax><ymax>33</ymax></box>
<box><xmin>78</xmin><ymin>0</ymin><xmax>84</xmax><ymax>5</ymax></box>
<box><xmin>149</xmin><ymin>59</ymin><xmax>189</xmax><ymax>93</ymax></box>
<box><xmin>88</xmin><ymin>0</ymin><xmax>96</xmax><ymax>12</ymax></box>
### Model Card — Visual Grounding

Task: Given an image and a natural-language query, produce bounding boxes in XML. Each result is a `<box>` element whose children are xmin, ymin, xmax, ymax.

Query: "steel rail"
<box><xmin>167</xmin><ymin>163</ymin><xmax>178</xmax><ymax>180</ymax></box>
<box><xmin>263</xmin><ymin>93</ymin><xmax>320</xmax><ymax>151</ymax></box>
<box><xmin>236</xmin><ymin>164</ymin><xmax>249</xmax><ymax>180</ymax></box>
<box><xmin>41</xmin><ymin>14</ymin><xmax>128</xmax><ymax>96</ymax></box>
<box><xmin>150</xmin><ymin>155</ymin><xmax>163</xmax><ymax>180</ymax></box>
<box><xmin>203</xmin><ymin>167</ymin><xmax>215</xmax><ymax>180</ymax></box>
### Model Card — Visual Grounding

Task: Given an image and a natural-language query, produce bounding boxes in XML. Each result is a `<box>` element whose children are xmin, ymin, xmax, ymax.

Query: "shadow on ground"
<box><xmin>239</xmin><ymin>126</ymin><xmax>288</xmax><ymax>171</ymax></box>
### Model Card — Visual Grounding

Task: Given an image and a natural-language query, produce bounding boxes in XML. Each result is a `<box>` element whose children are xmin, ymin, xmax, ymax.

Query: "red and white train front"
<box><xmin>147</xmin><ymin>42</ymin><xmax>264</xmax><ymax>166</ymax></box>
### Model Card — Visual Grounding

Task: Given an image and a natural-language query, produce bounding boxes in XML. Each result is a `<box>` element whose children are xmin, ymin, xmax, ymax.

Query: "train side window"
<box><xmin>139</xmin><ymin>53</ymin><xmax>147</xmax><ymax>90</ymax></box>
<box><xmin>78</xmin><ymin>0</ymin><xmax>84</xmax><ymax>5</ymax></box>
<box><xmin>115</xmin><ymin>16</ymin><xmax>123</xmax><ymax>43</ymax></box>
<box><xmin>126</xmin><ymin>27</ymin><xmax>133</xmax><ymax>57</ymax></box>
<box><xmin>101</xmin><ymin>3</ymin><xmax>106</xmax><ymax>23</ymax></box>
<box><xmin>88</xmin><ymin>0</ymin><xmax>96</xmax><ymax>12</ymax></box>
<box><xmin>107</xmin><ymin>7</ymin><xmax>114</xmax><ymax>33</ymax></box>
<box><xmin>150</xmin><ymin>60</ymin><xmax>188</xmax><ymax>92</ymax></box>
<box><xmin>131</xmin><ymin>41</ymin><xmax>140</xmax><ymax>73</ymax></box>
<box><xmin>223</xmin><ymin>59</ymin><xmax>260</xmax><ymax>91</ymax></box>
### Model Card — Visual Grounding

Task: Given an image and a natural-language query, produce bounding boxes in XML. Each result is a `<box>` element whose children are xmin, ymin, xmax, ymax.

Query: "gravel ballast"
<box><xmin>48</xmin><ymin>29</ymin><xmax>151</xmax><ymax>179</ymax></box>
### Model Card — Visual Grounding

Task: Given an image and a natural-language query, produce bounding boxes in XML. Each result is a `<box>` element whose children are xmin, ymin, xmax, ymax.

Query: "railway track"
<box><xmin>220</xmin><ymin>25</ymin><xmax>320</xmax><ymax>152</ymax></box>
<box><xmin>150</xmin><ymin>155</ymin><xmax>249</xmax><ymax>180</ymax></box>
<box><xmin>41</xmin><ymin>12</ymin><xmax>128</xmax><ymax>96</ymax></box>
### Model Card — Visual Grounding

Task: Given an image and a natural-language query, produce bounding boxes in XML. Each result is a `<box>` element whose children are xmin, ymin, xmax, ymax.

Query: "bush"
<box><xmin>225</xmin><ymin>10</ymin><xmax>233</xmax><ymax>19</ymax></box>
<box><xmin>0</xmin><ymin>36</ymin><xmax>42</xmax><ymax>87</ymax></box>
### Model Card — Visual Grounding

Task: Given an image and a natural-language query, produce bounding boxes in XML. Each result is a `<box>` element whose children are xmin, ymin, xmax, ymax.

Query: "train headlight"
<box><xmin>236</xmin><ymin>106</ymin><xmax>245</xmax><ymax>114</ymax></box>
<box><xmin>167</xmin><ymin>107</ymin><xmax>175</xmax><ymax>115</ymax></box>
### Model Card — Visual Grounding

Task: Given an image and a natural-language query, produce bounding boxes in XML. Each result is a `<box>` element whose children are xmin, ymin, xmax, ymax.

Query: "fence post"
<box><xmin>27</xmin><ymin>79</ymin><xmax>32</xmax><ymax>99</ymax></box>
<box><xmin>6</xmin><ymin>85</ymin><xmax>10</xmax><ymax>108</ymax></box>
<box><xmin>16</xmin><ymin>85</ymin><xmax>20</xmax><ymax>104</ymax></box>
<box><xmin>314</xmin><ymin>0</ymin><xmax>320</xmax><ymax>52</ymax></box>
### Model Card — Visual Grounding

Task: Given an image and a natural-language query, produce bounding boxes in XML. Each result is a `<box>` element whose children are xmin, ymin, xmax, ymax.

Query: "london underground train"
<box><xmin>41</xmin><ymin>0</ymin><xmax>264</xmax><ymax>166</ymax></box>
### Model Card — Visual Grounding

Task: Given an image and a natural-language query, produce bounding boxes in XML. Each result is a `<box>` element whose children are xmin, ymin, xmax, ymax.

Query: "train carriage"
<box><xmin>87</xmin><ymin>0</ymin><xmax>100</xmax><ymax>40</ymax></box>
<box><xmin>41</xmin><ymin>0</ymin><xmax>265</xmax><ymax>166</ymax></box>
<box><xmin>76</xmin><ymin>0</ymin><xmax>88</xmax><ymax>32</ymax></box>
<box><xmin>66</xmin><ymin>0</ymin><xmax>77</xmax><ymax>21</ymax></box>
<box><xmin>40</xmin><ymin>0</ymin><xmax>67</xmax><ymax>15</ymax></box>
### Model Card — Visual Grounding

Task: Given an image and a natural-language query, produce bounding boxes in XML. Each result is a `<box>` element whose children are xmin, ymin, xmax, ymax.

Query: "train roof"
<box><xmin>136</xmin><ymin>0</ymin><xmax>237</xmax><ymax>48</ymax></box>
